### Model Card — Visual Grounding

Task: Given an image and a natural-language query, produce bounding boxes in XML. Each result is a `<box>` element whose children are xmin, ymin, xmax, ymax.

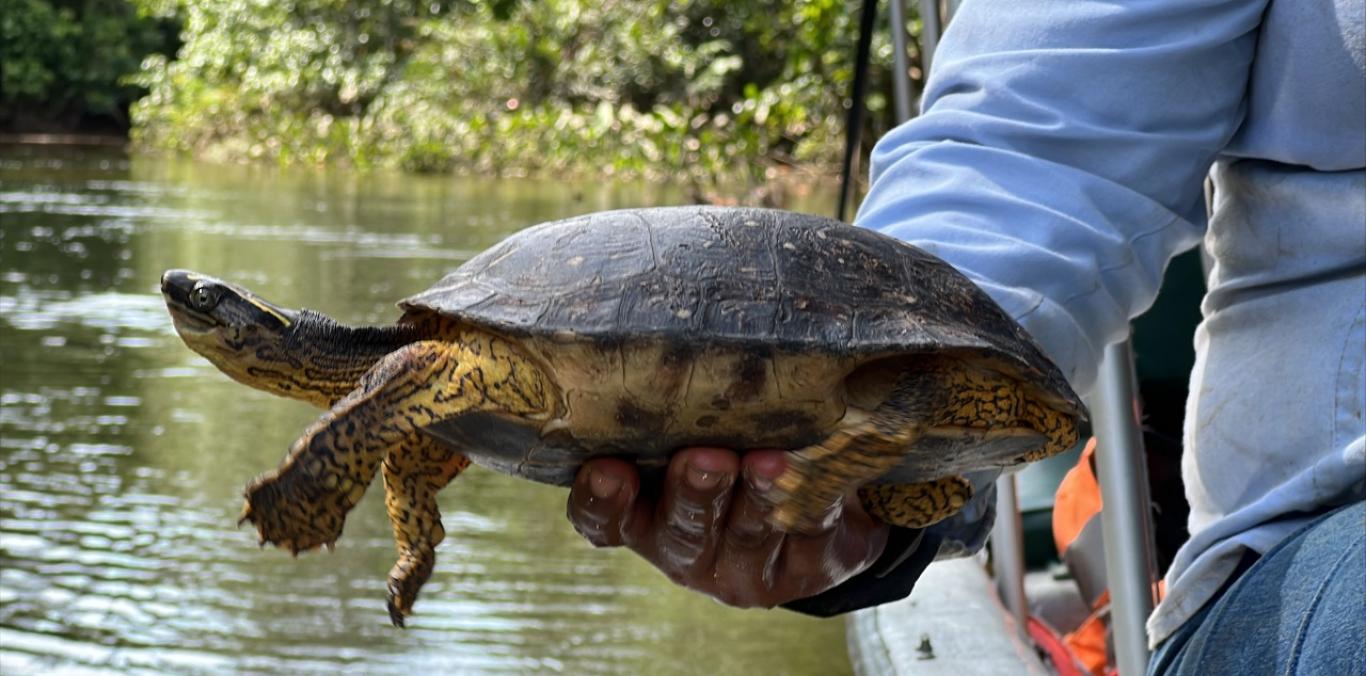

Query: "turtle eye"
<box><xmin>190</xmin><ymin>284</ymin><xmax>220</xmax><ymax>311</ymax></box>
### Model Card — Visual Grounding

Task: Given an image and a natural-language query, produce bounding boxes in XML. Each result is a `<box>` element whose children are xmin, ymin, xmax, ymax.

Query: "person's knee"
<box><xmin>1287</xmin><ymin>511</ymin><xmax>1365</xmax><ymax>673</ymax></box>
<box><xmin>1153</xmin><ymin>503</ymin><xmax>1366</xmax><ymax>676</ymax></box>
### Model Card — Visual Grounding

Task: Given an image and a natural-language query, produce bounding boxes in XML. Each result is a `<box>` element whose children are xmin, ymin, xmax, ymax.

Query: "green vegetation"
<box><xmin>1</xmin><ymin>0</ymin><xmax>178</xmax><ymax>132</ymax></box>
<box><xmin>7</xmin><ymin>0</ymin><xmax>930</xmax><ymax>186</ymax></box>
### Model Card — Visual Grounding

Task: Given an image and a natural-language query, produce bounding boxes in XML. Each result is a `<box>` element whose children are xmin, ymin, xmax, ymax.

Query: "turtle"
<box><xmin>161</xmin><ymin>206</ymin><xmax>1083</xmax><ymax>626</ymax></box>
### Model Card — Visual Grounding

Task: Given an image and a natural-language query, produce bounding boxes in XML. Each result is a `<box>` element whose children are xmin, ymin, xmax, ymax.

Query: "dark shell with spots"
<box><xmin>400</xmin><ymin>206</ymin><xmax>1083</xmax><ymax>485</ymax></box>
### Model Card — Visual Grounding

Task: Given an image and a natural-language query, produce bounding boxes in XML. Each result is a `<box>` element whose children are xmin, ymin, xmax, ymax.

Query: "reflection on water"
<box><xmin>0</xmin><ymin>145</ymin><xmax>849</xmax><ymax>674</ymax></box>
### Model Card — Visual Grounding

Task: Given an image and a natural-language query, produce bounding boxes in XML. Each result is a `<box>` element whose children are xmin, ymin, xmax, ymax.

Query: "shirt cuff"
<box><xmin>780</xmin><ymin>527</ymin><xmax>944</xmax><ymax>617</ymax></box>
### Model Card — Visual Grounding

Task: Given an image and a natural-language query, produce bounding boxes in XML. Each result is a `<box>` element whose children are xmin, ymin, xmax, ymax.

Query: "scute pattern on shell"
<box><xmin>400</xmin><ymin>206</ymin><xmax>1079</xmax><ymax>412</ymax></box>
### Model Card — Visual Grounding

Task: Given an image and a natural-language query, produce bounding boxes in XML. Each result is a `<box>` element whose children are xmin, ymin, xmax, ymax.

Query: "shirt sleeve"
<box><xmin>787</xmin><ymin>0</ymin><xmax>1266</xmax><ymax>617</ymax></box>
<box><xmin>858</xmin><ymin>0</ymin><xmax>1265</xmax><ymax>394</ymax></box>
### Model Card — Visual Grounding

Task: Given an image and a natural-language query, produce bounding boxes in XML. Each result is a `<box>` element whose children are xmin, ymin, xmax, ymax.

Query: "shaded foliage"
<box><xmin>0</xmin><ymin>0</ymin><xmax>928</xmax><ymax>185</ymax></box>
<box><xmin>1</xmin><ymin>0</ymin><xmax>179</xmax><ymax>132</ymax></box>
<box><xmin>126</xmin><ymin>0</ymin><xmax>929</xmax><ymax>185</ymax></box>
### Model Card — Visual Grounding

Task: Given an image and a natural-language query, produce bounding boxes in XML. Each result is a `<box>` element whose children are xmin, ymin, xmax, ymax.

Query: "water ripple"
<box><xmin>0</xmin><ymin>290</ymin><xmax>171</xmax><ymax>333</ymax></box>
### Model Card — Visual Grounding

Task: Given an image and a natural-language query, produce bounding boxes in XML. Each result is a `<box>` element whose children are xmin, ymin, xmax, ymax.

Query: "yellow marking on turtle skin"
<box><xmin>239</xmin><ymin>330</ymin><xmax>552</xmax><ymax>557</ymax></box>
<box><xmin>769</xmin><ymin>358</ymin><xmax>1078</xmax><ymax>533</ymax></box>
<box><xmin>382</xmin><ymin>435</ymin><xmax>471</xmax><ymax>627</ymax></box>
<box><xmin>245</xmin><ymin>296</ymin><xmax>293</xmax><ymax>327</ymax></box>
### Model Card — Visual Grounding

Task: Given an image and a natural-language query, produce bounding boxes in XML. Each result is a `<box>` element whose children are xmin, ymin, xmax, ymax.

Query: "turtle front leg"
<box><xmin>382</xmin><ymin>434</ymin><xmax>470</xmax><ymax>627</ymax></box>
<box><xmin>240</xmin><ymin>330</ymin><xmax>550</xmax><ymax>584</ymax></box>
<box><xmin>239</xmin><ymin>341</ymin><xmax>457</xmax><ymax>553</ymax></box>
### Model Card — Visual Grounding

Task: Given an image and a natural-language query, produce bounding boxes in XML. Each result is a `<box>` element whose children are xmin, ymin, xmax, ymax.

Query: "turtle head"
<box><xmin>162</xmin><ymin>269</ymin><xmax>426</xmax><ymax>407</ymax></box>
<box><xmin>161</xmin><ymin>269</ymin><xmax>320</xmax><ymax>402</ymax></box>
<box><xmin>162</xmin><ymin>269</ymin><xmax>297</xmax><ymax>337</ymax></box>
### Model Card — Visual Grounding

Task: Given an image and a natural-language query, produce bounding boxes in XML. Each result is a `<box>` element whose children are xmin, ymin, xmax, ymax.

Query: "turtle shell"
<box><xmin>400</xmin><ymin>206</ymin><xmax>1083</xmax><ymax>484</ymax></box>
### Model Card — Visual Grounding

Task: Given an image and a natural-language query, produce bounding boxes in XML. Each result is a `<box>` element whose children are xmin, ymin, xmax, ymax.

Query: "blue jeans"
<box><xmin>1149</xmin><ymin>501</ymin><xmax>1365</xmax><ymax>675</ymax></box>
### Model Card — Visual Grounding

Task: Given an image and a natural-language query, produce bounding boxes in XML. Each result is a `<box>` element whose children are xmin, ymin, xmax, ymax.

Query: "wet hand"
<box><xmin>566</xmin><ymin>447</ymin><xmax>889</xmax><ymax>608</ymax></box>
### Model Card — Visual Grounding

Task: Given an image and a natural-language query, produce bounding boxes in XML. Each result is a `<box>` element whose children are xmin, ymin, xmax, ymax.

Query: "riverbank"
<box><xmin>121</xmin><ymin>0</ymin><xmax>901</xmax><ymax>196</ymax></box>
<box><xmin>7</xmin><ymin>0</ymin><xmax>909</xmax><ymax>202</ymax></box>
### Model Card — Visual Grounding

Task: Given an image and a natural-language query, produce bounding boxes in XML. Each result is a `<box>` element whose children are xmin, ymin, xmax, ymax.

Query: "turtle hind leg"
<box><xmin>769</xmin><ymin>359</ymin><xmax>1044</xmax><ymax>533</ymax></box>
<box><xmin>856</xmin><ymin>477</ymin><xmax>974</xmax><ymax>529</ymax></box>
<box><xmin>1018</xmin><ymin>399</ymin><xmax>1079</xmax><ymax>462</ymax></box>
<box><xmin>240</xmin><ymin>340</ymin><xmax>466</xmax><ymax>554</ymax></box>
<box><xmin>383</xmin><ymin>435</ymin><xmax>470</xmax><ymax>627</ymax></box>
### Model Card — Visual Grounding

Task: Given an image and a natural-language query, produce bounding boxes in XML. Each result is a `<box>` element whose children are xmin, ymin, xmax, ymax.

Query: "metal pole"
<box><xmin>918</xmin><ymin>0</ymin><xmax>941</xmax><ymax>75</ymax></box>
<box><xmin>991</xmin><ymin>474</ymin><xmax>1029</xmax><ymax>640</ymax></box>
<box><xmin>1091</xmin><ymin>340</ymin><xmax>1157</xmax><ymax>674</ymax></box>
<box><xmin>917</xmin><ymin>0</ymin><xmax>1031</xmax><ymax>645</ymax></box>
<box><xmin>836</xmin><ymin>0</ymin><xmax>880</xmax><ymax>222</ymax></box>
<box><xmin>889</xmin><ymin>0</ymin><xmax>913</xmax><ymax>124</ymax></box>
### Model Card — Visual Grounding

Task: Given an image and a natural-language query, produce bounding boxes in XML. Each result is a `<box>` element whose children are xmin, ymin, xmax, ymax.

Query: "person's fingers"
<box><xmin>566</xmin><ymin>457</ymin><xmax>647</xmax><ymax>548</ymax></box>
<box><xmin>775</xmin><ymin>492</ymin><xmax>889</xmax><ymax>598</ymax></box>
<box><xmin>643</xmin><ymin>447</ymin><xmax>738</xmax><ymax>581</ymax></box>
<box><xmin>721</xmin><ymin>451</ymin><xmax>785</xmax><ymax>552</ymax></box>
<box><xmin>710</xmin><ymin>451</ymin><xmax>789</xmax><ymax>607</ymax></box>
<box><xmin>568</xmin><ymin>448</ymin><xmax>890</xmax><ymax>611</ymax></box>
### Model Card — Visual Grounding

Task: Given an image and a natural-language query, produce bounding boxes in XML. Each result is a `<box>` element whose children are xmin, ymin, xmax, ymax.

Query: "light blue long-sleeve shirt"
<box><xmin>857</xmin><ymin>0</ymin><xmax>1365</xmax><ymax>647</ymax></box>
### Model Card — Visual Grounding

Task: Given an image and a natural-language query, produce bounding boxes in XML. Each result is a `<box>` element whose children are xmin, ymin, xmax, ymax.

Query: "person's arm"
<box><xmin>862</xmin><ymin>0</ymin><xmax>1264</xmax><ymax>392</ymax></box>
<box><xmin>568</xmin><ymin>0</ymin><xmax>1265</xmax><ymax>613</ymax></box>
<box><xmin>817</xmin><ymin>0</ymin><xmax>1266</xmax><ymax>614</ymax></box>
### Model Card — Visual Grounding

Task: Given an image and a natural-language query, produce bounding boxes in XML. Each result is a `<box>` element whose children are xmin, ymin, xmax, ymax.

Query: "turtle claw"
<box><xmin>385</xmin><ymin>543</ymin><xmax>437</xmax><ymax>629</ymax></box>
<box><xmin>386</xmin><ymin>595</ymin><xmax>408</xmax><ymax>628</ymax></box>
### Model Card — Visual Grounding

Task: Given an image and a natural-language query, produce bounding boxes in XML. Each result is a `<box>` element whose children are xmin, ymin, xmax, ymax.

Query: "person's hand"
<box><xmin>566</xmin><ymin>447</ymin><xmax>890</xmax><ymax>608</ymax></box>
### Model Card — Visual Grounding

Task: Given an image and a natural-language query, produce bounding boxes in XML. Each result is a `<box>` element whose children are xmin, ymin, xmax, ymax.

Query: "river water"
<box><xmin>0</xmin><ymin>145</ymin><xmax>850</xmax><ymax>674</ymax></box>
